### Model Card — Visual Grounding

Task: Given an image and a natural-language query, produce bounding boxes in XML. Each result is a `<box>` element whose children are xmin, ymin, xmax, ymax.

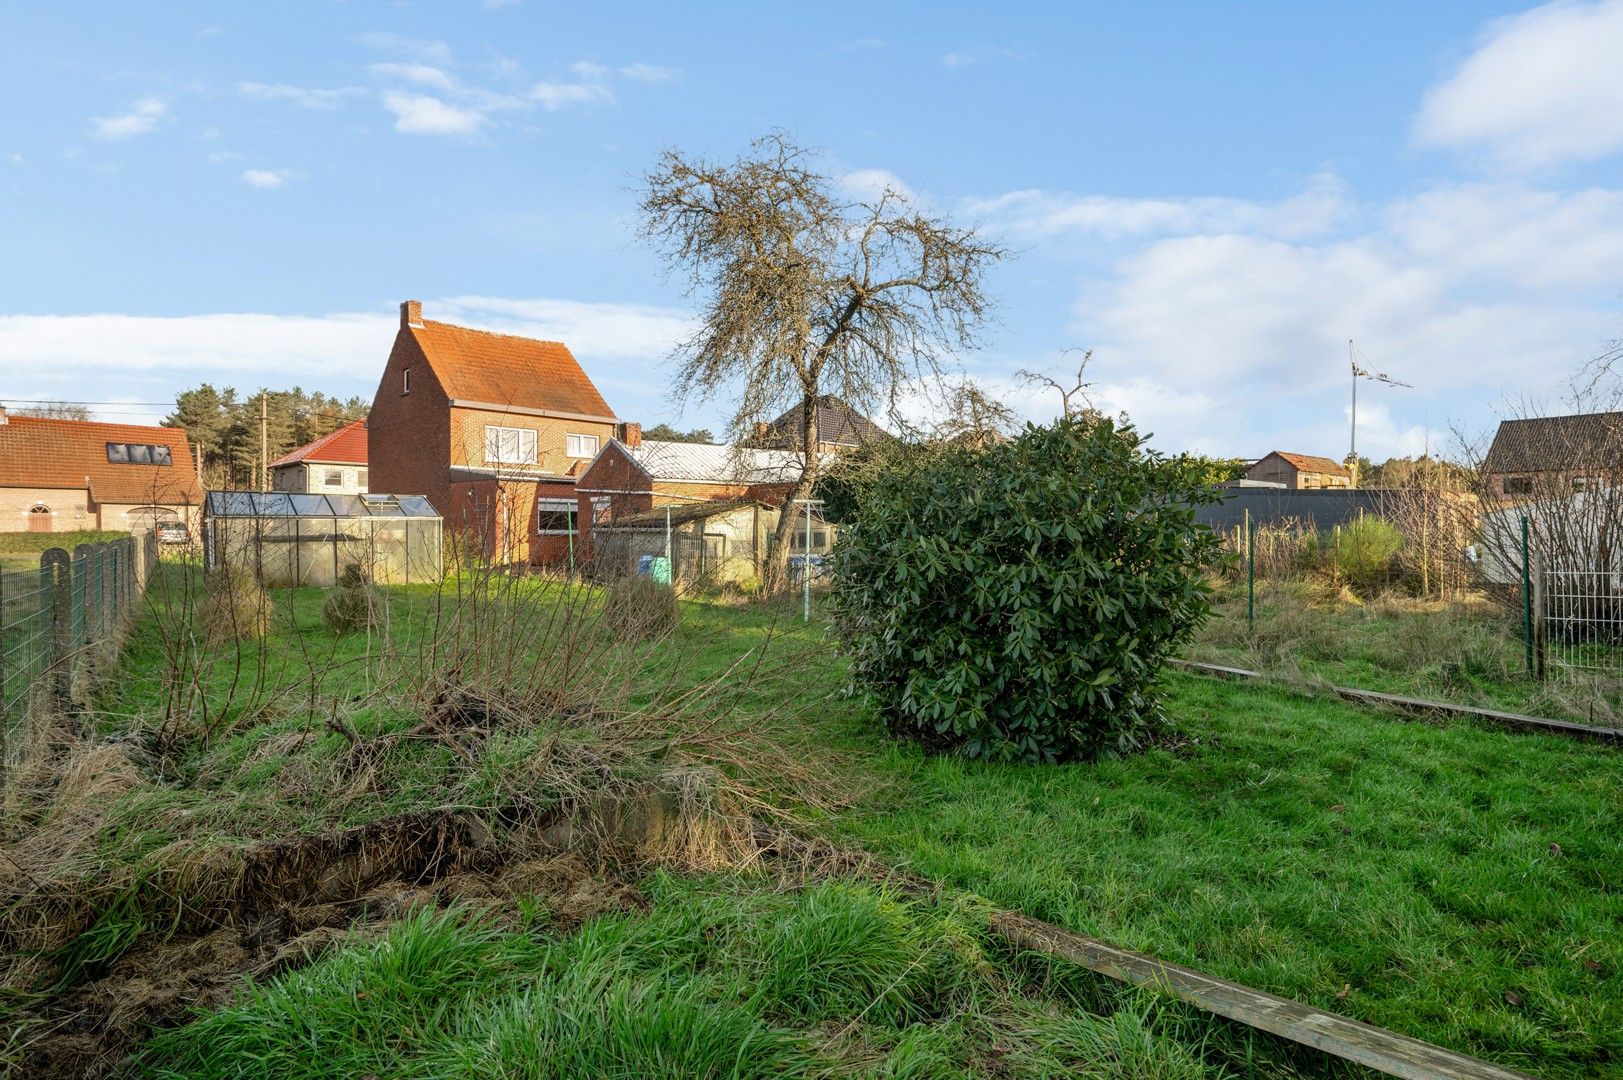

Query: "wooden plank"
<box><xmin>1169</xmin><ymin>658</ymin><xmax>1623</xmax><ymax>742</ymax></box>
<box><xmin>989</xmin><ymin>911</ymin><xmax>1538</xmax><ymax>1080</ymax></box>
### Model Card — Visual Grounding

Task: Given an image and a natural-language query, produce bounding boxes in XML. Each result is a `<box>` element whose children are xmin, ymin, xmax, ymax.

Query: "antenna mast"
<box><xmin>1347</xmin><ymin>339</ymin><xmax>1413</xmax><ymax>485</ymax></box>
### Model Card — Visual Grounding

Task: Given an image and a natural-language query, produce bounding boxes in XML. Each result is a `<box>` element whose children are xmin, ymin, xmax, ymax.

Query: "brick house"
<box><xmin>0</xmin><ymin>410</ymin><xmax>202</xmax><ymax>534</ymax></box>
<box><xmin>573</xmin><ymin>426</ymin><xmax>810</xmax><ymax>563</ymax></box>
<box><xmin>1482</xmin><ymin>412</ymin><xmax>1623</xmax><ymax>499</ymax></box>
<box><xmin>366</xmin><ymin>300</ymin><xmax>619</xmax><ymax>565</ymax></box>
<box><xmin>269</xmin><ymin>419</ymin><xmax>369</xmax><ymax>494</ymax></box>
<box><xmin>1243</xmin><ymin>451</ymin><xmax>1353</xmax><ymax>490</ymax></box>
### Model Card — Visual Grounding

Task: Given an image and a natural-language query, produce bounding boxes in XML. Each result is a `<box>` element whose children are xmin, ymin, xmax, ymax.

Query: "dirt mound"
<box><xmin>13</xmin><ymin>852</ymin><xmax>644</xmax><ymax>1078</ymax></box>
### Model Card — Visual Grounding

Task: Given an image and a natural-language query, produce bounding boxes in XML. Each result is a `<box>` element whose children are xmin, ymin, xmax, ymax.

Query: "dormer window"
<box><xmin>106</xmin><ymin>442</ymin><xmax>173</xmax><ymax>466</ymax></box>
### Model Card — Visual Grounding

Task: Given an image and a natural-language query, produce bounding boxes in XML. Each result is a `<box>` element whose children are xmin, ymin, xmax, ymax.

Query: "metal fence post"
<box><xmin>1245</xmin><ymin>508</ymin><xmax>1255</xmax><ymax>632</ymax></box>
<box><xmin>1521</xmin><ymin>515</ymin><xmax>1534</xmax><ymax>677</ymax></box>
<box><xmin>40</xmin><ymin>548</ymin><xmax>72</xmax><ymax>705</ymax></box>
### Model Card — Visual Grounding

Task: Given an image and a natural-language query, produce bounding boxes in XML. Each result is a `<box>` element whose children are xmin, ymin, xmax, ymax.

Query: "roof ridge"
<box><xmin>418</xmin><ymin>318</ymin><xmax>569</xmax><ymax>348</ymax></box>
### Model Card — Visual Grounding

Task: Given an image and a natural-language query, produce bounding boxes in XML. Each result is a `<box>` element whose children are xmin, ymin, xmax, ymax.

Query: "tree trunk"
<box><xmin>760</xmin><ymin>393</ymin><xmax>819</xmax><ymax>596</ymax></box>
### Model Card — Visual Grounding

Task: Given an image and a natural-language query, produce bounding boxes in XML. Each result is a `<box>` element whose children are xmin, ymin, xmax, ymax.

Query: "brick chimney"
<box><xmin>620</xmin><ymin>422</ymin><xmax>642</xmax><ymax>448</ymax></box>
<box><xmin>400</xmin><ymin>299</ymin><xmax>423</xmax><ymax>329</ymax></box>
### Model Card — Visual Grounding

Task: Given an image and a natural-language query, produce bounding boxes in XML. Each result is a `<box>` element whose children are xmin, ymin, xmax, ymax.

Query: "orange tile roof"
<box><xmin>0</xmin><ymin>415</ymin><xmax>203</xmax><ymax>505</ymax></box>
<box><xmin>411</xmin><ymin>320</ymin><xmax>616</xmax><ymax>419</ymax></box>
<box><xmin>1270</xmin><ymin>451</ymin><xmax>1351</xmax><ymax>477</ymax></box>
<box><xmin>269</xmin><ymin>419</ymin><xmax>368</xmax><ymax>468</ymax></box>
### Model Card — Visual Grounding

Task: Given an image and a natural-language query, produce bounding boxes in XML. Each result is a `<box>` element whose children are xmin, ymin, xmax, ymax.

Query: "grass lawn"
<box><xmin>7</xmin><ymin>571</ymin><xmax>1620</xmax><ymax>1077</ymax></box>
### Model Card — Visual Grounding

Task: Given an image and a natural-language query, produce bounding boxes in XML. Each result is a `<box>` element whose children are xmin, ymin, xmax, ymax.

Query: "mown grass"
<box><xmin>142</xmin><ymin>875</ymin><xmax>1247</xmax><ymax>1079</ymax></box>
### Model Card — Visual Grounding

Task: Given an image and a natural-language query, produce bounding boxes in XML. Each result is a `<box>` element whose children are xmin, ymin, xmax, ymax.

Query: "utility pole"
<box><xmin>260</xmin><ymin>391</ymin><xmax>269</xmax><ymax>493</ymax></box>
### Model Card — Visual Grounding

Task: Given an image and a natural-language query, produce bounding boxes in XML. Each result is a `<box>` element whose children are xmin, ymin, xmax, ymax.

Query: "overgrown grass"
<box><xmin>1186</xmin><ymin>577</ymin><xmax>1623</xmax><ymax>723</ymax></box>
<box><xmin>143</xmin><ymin>876</ymin><xmax>1245</xmax><ymax>1079</ymax></box>
<box><xmin>19</xmin><ymin>571</ymin><xmax>1623</xmax><ymax>1077</ymax></box>
<box><xmin>0</xmin><ymin>529</ymin><xmax>128</xmax><ymax>554</ymax></box>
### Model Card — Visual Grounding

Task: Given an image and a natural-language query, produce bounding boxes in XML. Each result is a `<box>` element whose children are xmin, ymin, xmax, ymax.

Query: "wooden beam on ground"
<box><xmin>1169</xmin><ymin>658</ymin><xmax>1622</xmax><ymax>742</ymax></box>
<box><xmin>988</xmin><ymin>911</ymin><xmax>1538</xmax><ymax>1080</ymax></box>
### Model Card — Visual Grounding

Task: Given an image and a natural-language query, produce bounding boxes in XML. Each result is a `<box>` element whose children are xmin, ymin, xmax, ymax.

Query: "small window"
<box><xmin>153</xmin><ymin>445</ymin><xmax>172</xmax><ymax>465</ymax></box>
<box><xmin>402</xmin><ymin>368</ymin><xmax>411</xmax><ymax>395</ymax></box>
<box><xmin>1503</xmin><ymin>476</ymin><xmax>1532</xmax><ymax>495</ymax></box>
<box><xmin>324</xmin><ymin>469</ymin><xmax>344</xmax><ymax>486</ymax></box>
<box><xmin>1572</xmin><ymin>476</ymin><xmax>1593</xmax><ymax>493</ymax></box>
<box><xmin>106</xmin><ymin>442</ymin><xmax>129</xmax><ymax>463</ymax></box>
<box><xmin>537</xmin><ymin>498</ymin><xmax>577</xmax><ymax>533</ymax></box>
<box><xmin>485</xmin><ymin>425</ymin><xmax>538</xmax><ymax>465</ymax></box>
<box><xmin>106</xmin><ymin>442</ymin><xmax>172</xmax><ymax>465</ymax></box>
<box><xmin>128</xmin><ymin>443</ymin><xmax>152</xmax><ymax>464</ymax></box>
<box><xmin>566</xmin><ymin>433</ymin><xmax>600</xmax><ymax>458</ymax></box>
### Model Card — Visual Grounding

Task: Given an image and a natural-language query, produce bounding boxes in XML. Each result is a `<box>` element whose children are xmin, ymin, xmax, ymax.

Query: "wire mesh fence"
<box><xmin>1</xmin><ymin>533</ymin><xmax>158</xmax><ymax>772</ymax></box>
<box><xmin>1535</xmin><ymin>569</ymin><xmax>1623</xmax><ymax>698</ymax></box>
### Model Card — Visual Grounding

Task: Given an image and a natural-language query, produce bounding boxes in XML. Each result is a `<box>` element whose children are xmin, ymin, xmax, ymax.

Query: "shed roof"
<box><xmin>0</xmin><ymin>415</ymin><xmax>202</xmax><ymax>504</ymax></box>
<box><xmin>1483</xmin><ymin>412</ymin><xmax>1623</xmax><ymax>475</ymax></box>
<box><xmin>410</xmin><ymin>319</ymin><xmax>615</xmax><ymax>420</ymax></box>
<box><xmin>269</xmin><ymin>419</ymin><xmax>368</xmax><ymax>469</ymax></box>
<box><xmin>601</xmin><ymin>499</ymin><xmax>767</xmax><ymax>529</ymax></box>
<box><xmin>204</xmin><ymin>491</ymin><xmax>438</xmax><ymax>518</ymax></box>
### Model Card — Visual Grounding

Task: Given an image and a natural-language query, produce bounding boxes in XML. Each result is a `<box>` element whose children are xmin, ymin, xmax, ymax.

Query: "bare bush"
<box><xmin>602</xmin><ymin>575</ymin><xmax>680</xmax><ymax>642</ymax></box>
<box><xmin>197</xmin><ymin>568</ymin><xmax>271</xmax><ymax>644</ymax></box>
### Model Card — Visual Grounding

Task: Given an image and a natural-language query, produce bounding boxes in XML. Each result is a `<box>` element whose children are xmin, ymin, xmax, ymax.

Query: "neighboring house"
<box><xmin>751</xmin><ymin>395</ymin><xmax>890</xmax><ymax>453</ymax></box>
<box><xmin>590</xmin><ymin>498</ymin><xmax>834</xmax><ymax>584</ymax></box>
<box><xmin>0</xmin><ymin>410</ymin><xmax>202</xmax><ymax>533</ymax></box>
<box><xmin>1243</xmin><ymin>451</ymin><xmax>1353</xmax><ymax>490</ymax></box>
<box><xmin>269</xmin><ymin>419</ymin><xmax>369</xmax><ymax>494</ymax></box>
<box><xmin>367</xmin><ymin>300</ymin><xmax>619</xmax><ymax>566</ymax></box>
<box><xmin>1482</xmin><ymin>412</ymin><xmax>1623</xmax><ymax>499</ymax></box>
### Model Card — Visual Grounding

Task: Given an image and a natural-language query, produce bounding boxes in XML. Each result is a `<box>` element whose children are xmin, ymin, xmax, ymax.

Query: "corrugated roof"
<box><xmin>411</xmin><ymin>319</ymin><xmax>615</xmax><ymax>419</ymax></box>
<box><xmin>1264</xmin><ymin>451</ymin><xmax>1351</xmax><ymax>477</ymax></box>
<box><xmin>620</xmin><ymin>439</ymin><xmax>804</xmax><ymax>484</ymax></box>
<box><xmin>1483</xmin><ymin>413</ymin><xmax>1623</xmax><ymax>475</ymax></box>
<box><xmin>269</xmin><ymin>419</ymin><xmax>368</xmax><ymax>469</ymax></box>
<box><xmin>760</xmin><ymin>395</ymin><xmax>889</xmax><ymax>447</ymax></box>
<box><xmin>0</xmin><ymin>415</ymin><xmax>202</xmax><ymax>505</ymax></box>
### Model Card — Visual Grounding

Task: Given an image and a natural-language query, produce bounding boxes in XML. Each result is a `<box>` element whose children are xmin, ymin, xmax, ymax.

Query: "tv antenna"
<box><xmin>1348</xmin><ymin>339</ymin><xmax>1412</xmax><ymax>473</ymax></box>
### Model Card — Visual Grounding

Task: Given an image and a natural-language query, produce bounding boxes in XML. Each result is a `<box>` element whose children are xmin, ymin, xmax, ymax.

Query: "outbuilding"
<box><xmin>203</xmin><ymin>490</ymin><xmax>442</xmax><ymax>586</ymax></box>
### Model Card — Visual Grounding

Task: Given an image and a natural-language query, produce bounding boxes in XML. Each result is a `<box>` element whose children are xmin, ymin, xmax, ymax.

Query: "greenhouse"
<box><xmin>203</xmin><ymin>491</ymin><xmax>442</xmax><ymax>586</ymax></box>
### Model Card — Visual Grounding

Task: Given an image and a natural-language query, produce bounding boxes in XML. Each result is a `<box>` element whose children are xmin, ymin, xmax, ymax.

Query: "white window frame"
<box><xmin>536</xmin><ymin>497</ymin><xmax>578</xmax><ymax>535</ymax></box>
<box><xmin>323</xmin><ymin>468</ymin><xmax>344</xmax><ymax>487</ymax></box>
<box><xmin>485</xmin><ymin>425</ymin><xmax>538</xmax><ymax>465</ymax></box>
<box><xmin>402</xmin><ymin>367</ymin><xmax>411</xmax><ymax>395</ymax></box>
<box><xmin>566</xmin><ymin>432</ymin><xmax>600</xmax><ymax>459</ymax></box>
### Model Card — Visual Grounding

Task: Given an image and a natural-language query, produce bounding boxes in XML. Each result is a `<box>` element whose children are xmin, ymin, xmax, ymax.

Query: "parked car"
<box><xmin>154</xmin><ymin>521</ymin><xmax>192</xmax><ymax>545</ymax></box>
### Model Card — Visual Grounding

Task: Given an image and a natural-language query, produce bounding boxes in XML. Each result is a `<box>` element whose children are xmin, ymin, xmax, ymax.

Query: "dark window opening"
<box><xmin>1503</xmin><ymin>476</ymin><xmax>1533</xmax><ymax>495</ymax></box>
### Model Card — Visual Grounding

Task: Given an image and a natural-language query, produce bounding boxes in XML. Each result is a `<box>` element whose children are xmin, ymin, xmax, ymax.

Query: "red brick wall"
<box><xmin>368</xmin><ymin>330</ymin><xmax>452</xmax><ymax>513</ymax></box>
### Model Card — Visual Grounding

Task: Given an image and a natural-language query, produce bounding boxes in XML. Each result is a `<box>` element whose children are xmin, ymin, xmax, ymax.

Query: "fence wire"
<box><xmin>0</xmin><ymin>534</ymin><xmax>157</xmax><ymax>773</ymax></box>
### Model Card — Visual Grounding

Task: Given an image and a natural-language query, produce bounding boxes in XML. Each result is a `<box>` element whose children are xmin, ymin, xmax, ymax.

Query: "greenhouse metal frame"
<box><xmin>203</xmin><ymin>491</ymin><xmax>442</xmax><ymax>586</ymax></box>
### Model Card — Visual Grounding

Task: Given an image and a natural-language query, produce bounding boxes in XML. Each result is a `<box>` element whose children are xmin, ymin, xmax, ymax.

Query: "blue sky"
<box><xmin>3</xmin><ymin>1</ymin><xmax>1622</xmax><ymax>461</ymax></box>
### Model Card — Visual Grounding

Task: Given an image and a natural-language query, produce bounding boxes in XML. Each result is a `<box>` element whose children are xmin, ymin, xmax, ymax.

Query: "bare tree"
<box><xmin>638</xmin><ymin>132</ymin><xmax>1006</xmax><ymax>592</ymax></box>
<box><xmin>13</xmin><ymin>401</ymin><xmax>92</xmax><ymax>421</ymax></box>
<box><xmin>931</xmin><ymin>374</ymin><xmax>1018</xmax><ymax>447</ymax></box>
<box><xmin>1019</xmin><ymin>348</ymin><xmax>1096</xmax><ymax>420</ymax></box>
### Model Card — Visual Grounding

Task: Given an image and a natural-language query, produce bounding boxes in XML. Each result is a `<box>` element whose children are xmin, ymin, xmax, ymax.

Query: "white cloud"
<box><xmin>366</xmin><ymin>62</ymin><xmax>457</xmax><ymax>91</ymax></box>
<box><xmin>571</xmin><ymin>61</ymin><xmax>608</xmax><ymax>80</ymax></box>
<box><xmin>1059</xmin><ymin>181</ymin><xmax>1623</xmax><ymax>458</ymax></box>
<box><xmin>91</xmin><ymin>97</ymin><xmax>167</xmax><ymax>140</ymax></box>
<box><xmin>941</xmin><ymin>52</ymin><xmax>977</xmax><ymax>68</ymax></box>
<box><xmin>839</xmin><ymin>168</ymin><xmax>916</xmax><ymax>204</ymax></box>
<box><xmin>238</xmin><ymin>82</ymin><xmax>362</xmax><ymax>110</ymax></box>
<box><xmin>965</xmin><ymin>172</ymin><xmax>1349</xmax><ymax>241</ymax></box>
<box><xmin>619</xmin><ymin>62</ymin><xmax>680</xmax><ymax>83</ymax></box>
<box><xmin>358</xmin><ymin>32</ymin><xmax>451</xmax><ymax>64</ymax></box>
<box><xmin>530</xmin><ymin>81</ymin><xmax>613</xmax><ymax>110</ymax></box>
<box><xmin>0</xmin><ymin>297</ymin><xmax>693</xmax><ymax>426</ymax></box>
<box><xmin>206</xmin><ymin>150</ymin><xmax>242</xmax><ymax>163</ymax></box>
<box><xmin>1416</xmin><ymin>0</ymin><xmax>1623</xmax><ymax>169</ymax></box>
<box><xmin>240</xmin><ymin>168</ymin><xmax>290</xmax><ymax>189</ymax></box>
<box><xmin>380</xmin><ymin>91</ymin><xmax>487</xmax><ymax>136</ymax></box>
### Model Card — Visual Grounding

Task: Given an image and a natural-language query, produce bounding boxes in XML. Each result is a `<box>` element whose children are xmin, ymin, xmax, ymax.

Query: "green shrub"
<box><xmin>830</xmin><ymin>416</ymin><xmax>1224</xmax><ymax>763</ymax></box>
<box><xmin>322</xmin><ymin>564</ymin><xmax>387</xmax><ymax>634</ymax></box>
<box><xmin>1331</xmin><ymin>518</ymin><xmax>1403</xmax><ymax>593</ymax></box>
<box><xmin>603</xmin><ymin>575</ymin><xmax>679</xmax><ymax>641</ymax></box>
<box><xmin>197</xmin><ymin>568</ymin><xmax>271</xmax><ymax>643</ymax></box>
